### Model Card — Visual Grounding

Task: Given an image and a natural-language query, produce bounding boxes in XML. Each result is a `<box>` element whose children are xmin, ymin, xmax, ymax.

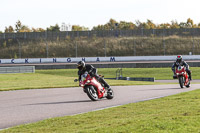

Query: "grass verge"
<box><xmin>0</xmin><ymin>67</ymin><xmax>200</xmax><ymax>91</ymax></box>
<box><xmin>1</xmin><ymin>88</ymin><xmax>200</xmax><ymax>133</ymax></box>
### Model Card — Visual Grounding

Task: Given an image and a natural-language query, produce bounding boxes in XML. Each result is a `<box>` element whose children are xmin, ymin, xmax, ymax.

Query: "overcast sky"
<box><xmin>0</xmin><ymin>0</ymin><xmax>200</xmax><ymax>31</ymax></box>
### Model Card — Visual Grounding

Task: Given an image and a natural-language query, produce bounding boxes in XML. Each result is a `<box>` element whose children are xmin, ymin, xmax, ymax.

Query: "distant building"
<box><xmin>61</xmin><ymin>23</ymin><xmax>72</xmax><ymax>31</ymax></box>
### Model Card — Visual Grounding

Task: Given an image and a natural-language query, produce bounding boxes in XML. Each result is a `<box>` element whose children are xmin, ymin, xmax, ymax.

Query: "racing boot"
<box><xmin>95</xmin><ymin>75</ymin><xmax>111</xmax><ymax>91</ymax></box>
<box><xmin>173</xmin><ymin>73</ymin><xmax>177</xmax><ymax>79</ymax></box>
<box><xmin>189</xmin><ymin>74</ymin><xmax>192</xmax><ymax>81</ymax></box>
<box><xmin>99</xmin><ymin>77</ymin><xmax>110</xmax><ymax>91</ymax></box>
<box><xmin>105</xmin><ymin>85</ymin><xmax>111</xmax><ymax>91</ymax></box>
<box><xmin>187</xmin><ymin>70</ymin><xmax>192</xmax><ymax>81</ymax></box>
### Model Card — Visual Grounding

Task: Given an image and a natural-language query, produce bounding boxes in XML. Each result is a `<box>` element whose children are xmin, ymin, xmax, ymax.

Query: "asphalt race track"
<box><xmin>0</xmin><ymin>83</ymin><xmax>200</xmax><ymax>129</ymax></box>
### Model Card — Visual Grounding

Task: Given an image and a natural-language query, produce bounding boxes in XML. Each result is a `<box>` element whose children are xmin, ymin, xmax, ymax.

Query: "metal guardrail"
<box><xmin>106</xmin><ymin>77</ymin><xmax>155</xmax><ymax>82</ymax></box>
<box><xmin>114</xmin><ymin>68</ymin><xmax>154</xmax><ymax>82</ymax></box>
<box><xmin>116</xmin><ymin>68</ymin><xmax>122</xmax><ymax>80</ymax></box>
<box><xmin>126</xmin><ymin>77</ymin><xmax>155</xmax><ymax>82</ymax></box>
<box><xmin>0</xmin><ymin>66</ymin><xmax>35</xmax><ymax>74</ymax></box>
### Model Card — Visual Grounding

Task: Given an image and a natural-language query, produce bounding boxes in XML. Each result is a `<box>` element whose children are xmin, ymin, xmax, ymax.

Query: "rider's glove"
<box><xmin>79</xmin><ymin>81</ymin><xmax>81</xmax><ymax>86</ymax></box>
<box><xmin>173</xmin><ymin>74</ymin><xmax>177</xmax><ymax>79</ymax></box>
<box><xmin>90</xmin><ymin>72</ymin><xmax>95</xmax><ymax>77</ymax></box>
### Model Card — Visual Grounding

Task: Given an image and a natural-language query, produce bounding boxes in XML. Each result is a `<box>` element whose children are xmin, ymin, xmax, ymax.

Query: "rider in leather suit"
<box><xmin>171</xmin><ymin>55</ymin><xmax>192</xmax><ymax>80</ymax></box>
<box><xmin>77</xmin><ymin>61</ymin><xmax>111</xmax><ymax>90</ymax></box>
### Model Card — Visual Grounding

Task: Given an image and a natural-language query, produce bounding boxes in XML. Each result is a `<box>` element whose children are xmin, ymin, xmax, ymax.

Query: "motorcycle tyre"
<box><xmin>106</xmin><ymin>88</ymin><xmax>114</xmax><ymax>99</ymax></box>
<box><xmin>85</xmin><ymin>86</ymin><xmax>99</xmax><ymax>101</ymax></box>
<box><xmin>178</xmin><ymin>76</ymin><xmax>184</xmax><ymax>88</ymax></box>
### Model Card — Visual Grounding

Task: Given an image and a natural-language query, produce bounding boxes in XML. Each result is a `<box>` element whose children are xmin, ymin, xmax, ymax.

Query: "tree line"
<box><xmin>93</xmin><ymin>18</ymin><xmax>200</xmax><ymax>30</ymax></box>
<box><xmin>1</xmin><ymin>18</ymin><xmax>200</xmax><ymax>33</ymax></box>
<box><xmin>1</xmin><ymin>20</ymin><xmax>89</xmax><ymax>33</ymax></box>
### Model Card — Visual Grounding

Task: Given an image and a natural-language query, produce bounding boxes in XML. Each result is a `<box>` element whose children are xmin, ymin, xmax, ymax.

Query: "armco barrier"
<box><xmin>126</xmin><ymin>77</ymin><xmax>155</xmax><ymax>82</ymax></box>
<box><xmin>105</xmin><ymin>77</ymin><xmax>155</xmax><ymax>82</ymax></box>
<box><xmin>4</xmin><ymin>61</ymin><xmax>198</xmax><ymax>70</ymax></box>
<box><xmin>1</xmin><ymin>61</ymin><xmax>200</xmax><ymax>70</ymax></box>
<box><xmin>0</xmin><ymin>66</ymin><xmax>35</xmax><ymax>74</ymax></box>
<box><xmin>33</xmin><ymin>62</ymin><xmax>173</xmax><ymax>69</ymax></box>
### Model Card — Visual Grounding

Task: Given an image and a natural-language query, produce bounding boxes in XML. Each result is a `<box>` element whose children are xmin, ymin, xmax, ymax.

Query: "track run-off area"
<box><xmin>0</xmin><ymin>83</ymin><xmax>200</xmax><ymax>129</ymax></box>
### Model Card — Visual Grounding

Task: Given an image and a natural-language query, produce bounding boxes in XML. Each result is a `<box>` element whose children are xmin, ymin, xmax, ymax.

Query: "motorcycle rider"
<box><xmin>77</xmin><ymin>61</ymin><xmax>111</xmax><ymax>90</ymax></box>
<box><xmin>171</xmin><ymin>55</ymin><xmax>192</xmax><ymax>80</ymax></box>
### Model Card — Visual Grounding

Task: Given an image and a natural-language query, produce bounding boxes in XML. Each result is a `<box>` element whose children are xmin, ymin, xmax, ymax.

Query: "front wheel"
<box><xmin>85</xmin><ymin>86</ymin><xmax>99</xmax><ymax>101</ymax></box>
<box><xmin>106</xmin><ymin>88</ymin><xmax>114</xmax><ymax>99</ymax></box>
<box><xmin>178</xmin><ymin>76</ymin><xmax>184</xmax><ymax>88</ymax></box>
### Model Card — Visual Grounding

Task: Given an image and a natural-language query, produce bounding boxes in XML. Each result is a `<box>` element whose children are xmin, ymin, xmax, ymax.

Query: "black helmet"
<box><xmin>176</xmin><ymin>55</ymin><xmax>182</xmax><ymax>63</ymax></box>
<box><xmin>77</xmin><ymin>61</ymin><xmax>85</xmax><ymax>70</ymax></box>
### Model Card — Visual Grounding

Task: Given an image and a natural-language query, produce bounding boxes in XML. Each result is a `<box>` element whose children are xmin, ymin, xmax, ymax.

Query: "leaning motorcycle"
<box><xmin>74</xmin><ymin>72</ymin><xmax>114</xmax><ymax>101</ymax></box>
<box><xmin>174</xmin><ymin>65</ymin><xmax>190</xmax><ymax>88</ymax></box>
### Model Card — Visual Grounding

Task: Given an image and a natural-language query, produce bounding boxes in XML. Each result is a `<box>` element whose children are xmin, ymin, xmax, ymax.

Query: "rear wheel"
<box><xmin>178</xmin><ymin>76</ymin><xmax>184</xmax><ymax>88</ymax></box>
<box><xmin>106</xmin><ymin>88</ymin><xmax>114</xmax><ymax>99</ymax></box>
<box><xmin>85</xmin><ymin>86</ymin><xmax>99</xmax><ymax>101</ymax></box>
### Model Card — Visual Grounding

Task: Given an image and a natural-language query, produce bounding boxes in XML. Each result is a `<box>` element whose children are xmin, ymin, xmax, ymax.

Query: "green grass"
<box><xmin>0</xmin><ymin>67</ymin><xmax>200</xmax><ymax>91</ymax></box>
<box><xmin>1</xmin><ymin>88</ymin><xmax>200</xmax><ymax>133</ymax></box>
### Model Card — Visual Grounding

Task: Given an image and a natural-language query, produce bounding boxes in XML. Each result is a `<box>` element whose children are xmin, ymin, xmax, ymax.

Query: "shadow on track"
<box><xmin>25</xmin><ymin>100</ymin><xmax>93</xmax><ymax>106</ymax></box>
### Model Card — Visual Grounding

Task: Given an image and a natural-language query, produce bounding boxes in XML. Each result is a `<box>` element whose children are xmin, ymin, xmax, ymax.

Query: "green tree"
<box><xmin>187</xmin><ymin>18</ymin><xmax>194</xmax><ymax>28</ymax></box>
<box><xmin>158</xmin><ymin>23</ymin><xmax>171</xmax><ymax>29</ymax></box>
<box><xmin>108</xmin><ymin>18</ymin><xmax>118</xmax><ymax>30</ymax></box>
<box><xmin>135</xmin><ymin>20</ymin><xmax>143</xmax><ymax>29</ymax></box>
<box><xmin>147</xmin><ymin>19</ymin><xmax>156</xmax><ymax>29</ymax></box>
<box><xmin>14</xmin><ymin>20</ymin><xmax>32</xmax><ymax>32</ymax></box>
<box><xmin>20</xmin><ymin>25</ymin><xmax>31</xmax><ymax>32</ymax></box>
<box><xmin>93</xmin><ymin>18</ymin><xmax>119</xmax><ymax>30</ymax></box>
<box><xmin>32</xmin><ymin>28</ymin><xmax>45</xmax><ymax>32</ymax></box>
<box><xmin>119</xmin><ymin>21</ymin><xmax>135</xmax><ymax>30</ymax></box>
<box><xmin>198</xmin><ymin>23</ymin><xmax>200</xmax><ymax>28</ymax></box>
<box><xmin>5</xmin><ymin>26</ymin><xmax>14</xmax><ymax>33</ymax></box>
<box><xmin>170</xmin><ymin>20</ymin><xmax>180</xmax><ymax>29</ymax></box>
<box><xmin>15</xmin><ymin>20</ymin><xmax>22</xmax><ymax>32</ymax></box>
<box><xmin>47</xmin><ymin>24</ymin><xmax>60</xmax><ymax>32</ymax></box>
<box><xmin>92</xmin><ymin>25</ymin><xmax>104</xmax><ymax>30</ymax></box>
<box><xmin>5</xmin><ymin>27</ymin><xmax>9</xmax><ymax>33</ymax></box>
<box><xmin>92</xmin><ymin>24</ymin><xmax>110</xmax><ymax>30</ymax></box>
<box><xmin>142</xmin><ymin>22</ymin><xmax>150</xmax><ymax>29</ymax></box>
<box><xmin>72</xmin><ymin>25</ymin><xmax>89</xmax><ymax>31</ymax></box>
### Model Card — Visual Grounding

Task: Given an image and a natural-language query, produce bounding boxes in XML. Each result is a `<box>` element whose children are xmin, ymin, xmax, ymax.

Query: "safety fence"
<box><xmin>0</xmin><ymin>36</ymin><xmax>200</xmax><ymax>59</ymax></box>
<box><xmin>0</xmin><ymin>28</ymin><xmax>200</xmax><ymax>59</ymax></box>
<box><xmin>0</xmin><ymin>66</ymin><xmax>35</xmax><ymax>74</ymax></box>
<box><xmin>0</xmin><ymin>28</ymin><xmax>200</xmax><ymax>40</ymax></box>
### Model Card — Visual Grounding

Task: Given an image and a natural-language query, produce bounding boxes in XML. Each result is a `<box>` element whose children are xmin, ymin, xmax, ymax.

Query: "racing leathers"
<box><xmin>171</xmin><ymin>60</ymin><xmax>192</xmax><ymax>80</ymax></box>
<box><xmin>78</xmin><ymin>64</ymin><xmax>110</xmax><ymax>89</ymax></box>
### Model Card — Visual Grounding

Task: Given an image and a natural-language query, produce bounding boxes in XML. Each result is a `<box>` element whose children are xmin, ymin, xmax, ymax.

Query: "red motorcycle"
<box><xmin>74</xmin><ymin>72</ymin><xmax>114</xmax><ymax>101</ymax></box>
<box><xmin>175</xmin><ymin>65</ymin><xmax>190</xmax><ymax>88</ymax></box>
